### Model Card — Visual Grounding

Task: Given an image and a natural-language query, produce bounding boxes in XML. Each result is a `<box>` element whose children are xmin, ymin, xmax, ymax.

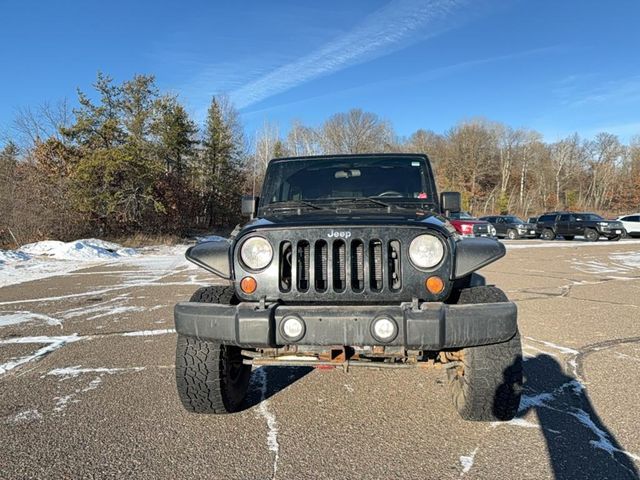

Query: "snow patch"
<box><xmin>254</xmin><ymin>367</ymin><xmax>280</xmax><ymax>480</ymax></box>
<box><xmin>47</xmin><ymin>365</ymin><xmax>145</xmax><ymax>379</ymax></box>
<box><xmin>459</xmin><ymin>448</ymin><xmax>478</xmax><ymax>475</ymax></box>
<box><xmin>569</xmin><ymin>408</ymin><xmax>640</xmax><ymax>462</ymax></box>
<box><xmin>53</xmin><ymin>394</ymin><xmax>78</xmax><ymax>412</ymax></box>
<box><xmin>0</xmin><ymin>238</ymin><xmax>140</xmax><ymax>287</ymax></box>
<box><xmin>525</xmin><ymin>337</ymin><xmax>579</xmax><ymax>355</ymax></box>
<box><xmin>0</xmin><ymin>311</ymin><xmax>62</xmax><ymax>327</ymax></box>
<box><xmin>0</xmin><ymin>335</ymin><xmax>82</xmax><ymax>376</ymax></box>
<box><xmin>196</xmin><ymin>235</ymin><xmax>229</xmax><ymax>243</ymax></box>
<box><xmin>6</xmin><ymin>409</ymin><xmax>42</xmax><ymax>424</ymax></box>
<box><xmin>19</xmin><ymin>239</ymin><xmax>136</xmax><ymax>261</ymax></box>
<box><xmin>121</xmin><ymin>328</ymin><xmax>175</xmax><ymax>337</ymax></box>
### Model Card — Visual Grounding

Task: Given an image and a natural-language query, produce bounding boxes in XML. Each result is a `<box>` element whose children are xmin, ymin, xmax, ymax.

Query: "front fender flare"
<box><xmin>453</xmin><ymin>238</ymin><xmax>505</xmax><ymax>279</ymax></box>
<box><xmin>185</xmin><ymin>239</ymin><xmax>232</xmax><ymax>280</ymax></box>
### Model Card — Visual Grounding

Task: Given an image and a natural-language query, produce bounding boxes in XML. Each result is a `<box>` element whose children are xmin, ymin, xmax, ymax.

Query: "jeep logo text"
<box><xmin>327</xmin><ymin>230</ymin><xmax>352</xmax><ymax>239</ymax></box>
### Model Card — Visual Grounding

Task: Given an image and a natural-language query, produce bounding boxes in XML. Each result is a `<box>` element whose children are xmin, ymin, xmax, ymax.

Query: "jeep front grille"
<box><xmin>279</xmin><ymin>237</ymin><xmax>402</xmax><ymax>294</ymax></box>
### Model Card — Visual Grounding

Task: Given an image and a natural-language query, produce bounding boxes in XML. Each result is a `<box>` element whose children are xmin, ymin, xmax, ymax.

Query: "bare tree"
<box><xmin>320</xmin><ymin>109</ymin><xmax>393</xmax><ymax>154</ymax></box>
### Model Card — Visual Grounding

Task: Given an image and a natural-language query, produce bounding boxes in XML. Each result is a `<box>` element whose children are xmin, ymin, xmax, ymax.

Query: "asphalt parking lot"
<box><xmin>1</xmin><ymin>239</ymin><xmax>640</xmax><ymax>479</ymax></box>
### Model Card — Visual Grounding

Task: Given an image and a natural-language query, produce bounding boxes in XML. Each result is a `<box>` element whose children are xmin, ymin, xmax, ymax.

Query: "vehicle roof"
<box><xmin>540</xmin><ymin>211</ymin><xmax>599</xmax><ymax>216</ymax></box>
<box><xmin>267</xmin><ymin>153</ymin><xmax>430</xmax><ymax>164</ymax></box>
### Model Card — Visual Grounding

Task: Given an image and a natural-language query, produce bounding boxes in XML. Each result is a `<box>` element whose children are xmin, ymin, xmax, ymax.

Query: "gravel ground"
<box><xmin>1</xmin><ymin>240</ymin><xmax>639</xmax><ymax>479</ymax></box>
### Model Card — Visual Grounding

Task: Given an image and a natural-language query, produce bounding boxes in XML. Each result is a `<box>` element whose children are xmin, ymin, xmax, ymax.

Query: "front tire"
<box><xmin>608</xmin><ymin>235</ymin><xmax>621</xmax><ymax>241</ymax></box>
<box><xmin>584</xmin><ymin>228</ymin><xmax>599</xmax><ymax>242</ymax></box>
<box><xmin>175</xmin><ymin>286</ymin><xmax>251</xmax><ymax>414</ymax></box>
<box><xmin>541</xmin><ymin>228</ymin><xmax>555</xmax><ymax>240</ymax></box>
<box><xmin>507</xmin><ymin>229</ymin><xmax>518</xmax><ymax>240</ymax></box>
<box><xmin>446</xmin><ymin>286</ymin><xmax>523</xmax><ymax>421</ymax></box>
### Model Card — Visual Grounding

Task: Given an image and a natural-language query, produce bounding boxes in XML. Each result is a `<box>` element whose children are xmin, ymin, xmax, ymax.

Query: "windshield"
<box><xmin>504</xmin><ymin>216</ymin><xmax>525</xmax><ymax>224</ymax></box>
<box><xmin>450</xmin><ymin>211</ymin><xmax>476</xmax><ymax>220</ymax></box>
<box><xmin>580</xmin><ymin>213</ymin><xmax>604</xmax><ymax>221</ymax></box>
<box><xmin>259</xmin><ymin>156</ymin><xmax>434</xmax><ymax>208</ymax></box>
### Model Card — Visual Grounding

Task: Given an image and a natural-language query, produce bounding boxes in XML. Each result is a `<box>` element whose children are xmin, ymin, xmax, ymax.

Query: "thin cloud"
<box><xmin>556</xmin><ymin>75</ymin><xmax>640</xmax><ymax>108</ymax></box>
<box><xmin>241</xmin><ymin>45</ymin><xmax>562</xmax><ymax>118</ymax></box>
<box><xmin>230</xmin><ymin>0</ymin><xmax>474</xmax><ymax>109</ymax></box>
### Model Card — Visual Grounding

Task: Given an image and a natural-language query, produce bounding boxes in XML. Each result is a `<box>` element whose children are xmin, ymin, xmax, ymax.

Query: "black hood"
<box><xmin>242</xmin><ymin>209</ymin><xmax>449</xmax><ymax>231</ymax></box>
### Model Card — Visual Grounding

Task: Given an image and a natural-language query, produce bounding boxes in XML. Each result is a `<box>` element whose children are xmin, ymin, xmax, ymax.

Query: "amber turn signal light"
<box><xmin>240</xmin><ymin>276</ymin><xmax>257</xmax><ymax>294</ymax></box>
<box><xmin>425</xmin><ymin>276</ymin><xmax>444</xmax><ymax>294</ymax></box>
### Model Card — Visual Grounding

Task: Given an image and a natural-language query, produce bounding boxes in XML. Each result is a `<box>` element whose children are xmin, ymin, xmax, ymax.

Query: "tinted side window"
<box><xmin>539</xmin><ymin>215</ymin><xmax>555</xmax><ymax>222</ymax></box>
<box><xmin>559</xmin><ymin>214</ymin><xmax>570</xmax><ymax>221</ymax></box>
<box><xmin>630</xmin><ymin>216</ymin><xmax>640</xmax><ymax>222</ymax></box>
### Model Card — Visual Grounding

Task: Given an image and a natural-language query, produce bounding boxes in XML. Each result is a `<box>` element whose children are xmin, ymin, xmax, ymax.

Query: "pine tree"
<box><xmin>200</xmin><ymin>96</ymin><xmax>245</xmax><ymax>227</ymax></box>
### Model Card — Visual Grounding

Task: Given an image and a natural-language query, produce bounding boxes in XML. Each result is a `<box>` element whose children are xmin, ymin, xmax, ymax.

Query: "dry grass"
<box><xmin>106</xmin><ymin>233</ymin><xmax>184</xmax><ymax>248</ymax></box>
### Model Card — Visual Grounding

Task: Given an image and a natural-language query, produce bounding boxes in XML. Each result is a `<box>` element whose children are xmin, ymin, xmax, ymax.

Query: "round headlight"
<box><xmin>409</xmin><ymin>234</ymin><xmax>445</xmax><ymax>269</ymax></box>
<box><xmin>240</xmin><ymin>236</ymin><xmax>273</xmax><ymax>270</ymax></box>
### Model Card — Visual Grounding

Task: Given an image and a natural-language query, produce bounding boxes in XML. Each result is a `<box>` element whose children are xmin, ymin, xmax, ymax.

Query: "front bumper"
<box><xmin>598</xmin><ymin>227</ymin><xmax>625</xmax><ymax>236</ymax></box>
<box><xmin>174</xmin><ymin>301</ymin><xmax>517</xmax><ymax>350</ymax></box>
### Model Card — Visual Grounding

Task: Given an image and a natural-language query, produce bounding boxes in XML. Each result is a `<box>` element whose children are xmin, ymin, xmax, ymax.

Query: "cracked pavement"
<box><xmin>1</xmin><ymin>240</ymin><xmax>640</xmax><ymax>479</ymax></box>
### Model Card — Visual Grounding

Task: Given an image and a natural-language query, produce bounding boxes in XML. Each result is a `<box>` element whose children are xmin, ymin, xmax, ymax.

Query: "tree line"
<box><xmin>253</xmin><ymin>110</ymin><xmax>640</xmax><ymax>217</ymax></box>
<box><xmin>1</xmin><ymin>72</ymin><xmax>639</xmax><ymax>247</ymax></box>
<box><xmin>1</xmin><ymin>73</ymin><xmax>246</xmax><ymax>246</ymax></box>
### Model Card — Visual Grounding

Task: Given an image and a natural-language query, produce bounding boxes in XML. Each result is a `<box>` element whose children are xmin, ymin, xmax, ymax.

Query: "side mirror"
<box><xmin>440</xmin><ymin>191</ymin><xmax>461</xmax><ymax>215</ymax></box>
<box><xmin>241</xmin><ymin>195</ymin><xmax>259</xmax><ymax>218</ymax></box>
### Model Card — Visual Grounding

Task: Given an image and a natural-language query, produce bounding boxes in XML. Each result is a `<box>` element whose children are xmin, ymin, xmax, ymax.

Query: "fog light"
<box><xmin>281</xmin><ymin>316</ymin><xmax>305</xmax><ymax>341</ymax></box>
<box><xmin>426</xmin><ymin>276</ymin><xmax>445</xmax><ymax>294</ymax></box>
<box><xmin>371</xmin><ymin>316</ymin><xmax>397</xmax><ymax>343</ymax></box>
<box><xmin>240</xmin><ymin>276</ymin><xmax>257</xmax><ymax>294</ymax></box>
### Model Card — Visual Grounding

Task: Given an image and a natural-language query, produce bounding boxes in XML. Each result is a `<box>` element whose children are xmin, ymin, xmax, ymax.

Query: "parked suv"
<box><xmin>447</xmin><ymin>211</ymin><xmax>496</xmax><ymax>238</ymax></box>
<box><xmin>617</xmin><ymin>214</ymin><xmax>640</xmax><ymax>238</ymax></box>
<box><xmin>480</xmin><ymin>215</ymin><xmax>536</xmax><ymax>239</ymax></box>
<box><xmin>536</xmin><ymin>212</ymin><xmax>625</xmax><ymax>241</ymax></box>
<box><xmin>174</xmin><ymin>154</ymin><xmax>522</xmax><ymax>421</ymax></box>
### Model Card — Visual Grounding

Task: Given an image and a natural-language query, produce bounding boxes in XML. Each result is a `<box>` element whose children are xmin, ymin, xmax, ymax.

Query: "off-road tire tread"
<box><xmin>189</xmin><ymin>285</ymin><xmax>238</xmax><ymax>304</ymax></box>
<box><xmin>176</xmin><ymin>286</ymin><xmax>248</xmax><ymax>414</ymax></box>
<box><xmin>448</xmin><ymin>286</ymin><xmax>523</xmax><ymax>421</ymax></box>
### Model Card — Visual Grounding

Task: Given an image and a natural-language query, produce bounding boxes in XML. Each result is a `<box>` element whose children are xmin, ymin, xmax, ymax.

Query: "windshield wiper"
<box><xmin>264</xmin><ymin>200</ymin><xmax>328</xmax><ymax>211</ymax></box>
<box><xmin>331</xmin><ymin>197</ymin><xmax>395</xmax><ymax>209</ymax></box>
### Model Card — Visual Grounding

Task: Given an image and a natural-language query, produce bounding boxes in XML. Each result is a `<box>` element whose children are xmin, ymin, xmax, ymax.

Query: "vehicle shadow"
<box><xmin>243</xmin><ymin>366</ymin><xmax>314</xmax><ymax>410</ymax></box>
<box><xmin>516</xmin><ymin>354</ymin><xmax>639</xmax><ymax>479</ymax></box>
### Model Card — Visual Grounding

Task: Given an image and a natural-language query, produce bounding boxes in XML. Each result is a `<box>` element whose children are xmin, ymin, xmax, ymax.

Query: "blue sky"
<box><xmin>1</xmin><ymin>0</ymin><xmax>639</xmax><ymax>143</ymax></box>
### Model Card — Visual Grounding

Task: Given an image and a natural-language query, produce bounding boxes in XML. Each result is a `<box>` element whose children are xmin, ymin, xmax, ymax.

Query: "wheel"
<box><xmin>446</xmin><ymin>286</ymin><xmax>523</xmax><ymax>421</ymax></box>
<box><xmin>584</xmin><ymin>228</ymin><xmax>599</xmax><ymax>242</ymax></box>
<box><xmin>607</xmin><ymin>235</ymin><xmax>621</xmax><ymax>241</ymax></box>
<box><xmin>563</xmin><ymin>235</ymin><xmax>575</xmax><ymax>240</ymax></box>
<box><xmin>189</xmin><ymin>285</ymin><xmax>237</xmax><ymax>304</ymax></box>
<box><xmin>541</xmin><ymin>228</ymin><xmax>555</xmax><ymax>240</ymax></box>
<box><xmin>175</xmin><ymin>286</ymin><xmax>251</xmax><ymax>414</ymax></box>
<box><xmin>507</xmin><ymin>229</ymin><xmax>518</xmax><ymax>240</ymax></box>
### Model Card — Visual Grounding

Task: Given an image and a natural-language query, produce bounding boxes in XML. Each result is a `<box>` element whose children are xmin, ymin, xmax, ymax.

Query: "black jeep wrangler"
<box><xmin>536</xmin><ymin>211</ymin><xmax>625</xmax><ymax>241</ymax></box>
<box><xmin>174</xmin><ymin>154</ymin><xmax>522</xmax><ymax>421</ymax></box>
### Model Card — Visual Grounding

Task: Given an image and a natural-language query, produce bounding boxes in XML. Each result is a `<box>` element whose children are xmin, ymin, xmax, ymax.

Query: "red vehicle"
<box><xmin>448</xmin><ymin>211</ymin><xmax>496</xmax><ymax>238</ymax></box>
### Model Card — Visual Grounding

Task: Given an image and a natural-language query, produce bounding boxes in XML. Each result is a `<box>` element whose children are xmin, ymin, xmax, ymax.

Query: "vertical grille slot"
<box><xmin>332</xmin><ymin>240</ymin><xmax>346</xmax><ymax>292</ymax></box>
<box><xmin>314</xmin><ymin>240</ymin><xmax>328</xmax><ymax>292</ymax></box>
<box><xmin>388</xmin><ymin>240</ymin><xmax>402</xmax><ymax>291</ymax></box>
<box><xmin>351</xmin><ymin>240</ymin><xmax>364</xmax><ymax>292</ymax></box>
<box><xmin>279</xmin><ymin>241</ymin><xmax>292</xmax><ymax>292</ymax></box>
<box><xmin>297</xmin><ymin>241</ymin><xmax>310</xmax><ymax>291</ymax></box>
<box><xmin>369</xmin><ymin>239</ymin><xmax>383</xmax><ymax>292</ymax></box>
